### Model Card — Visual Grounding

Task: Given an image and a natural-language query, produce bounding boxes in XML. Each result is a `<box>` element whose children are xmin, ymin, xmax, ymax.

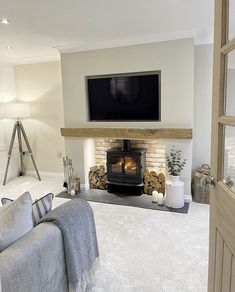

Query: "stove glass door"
<box><xmin>110</xmin><ymin>156</ymin><xmax>122</xmax><ymax>174</ymax></box>
<box><xmin>124</xmin><ymin>156</ymin><xmax>138</xmax><ymax>175</ymax></box>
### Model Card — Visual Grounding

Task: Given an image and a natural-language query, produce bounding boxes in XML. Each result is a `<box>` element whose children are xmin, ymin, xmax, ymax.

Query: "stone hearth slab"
<box><xmin>56</xmin><ymin>189</ymin><xmax>189</xmax><ymax>214</ymax></box>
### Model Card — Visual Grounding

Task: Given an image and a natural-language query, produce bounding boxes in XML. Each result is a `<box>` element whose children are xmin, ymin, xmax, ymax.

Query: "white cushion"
<box><xmin>1</xmin><ymin>193</ymin><xmax>54</xmax><ymax>226</ymax></box>
<box><xmin>0</xmin><ymin>192</ymin><xmax>33</xmax><ymax>252</ymax></box>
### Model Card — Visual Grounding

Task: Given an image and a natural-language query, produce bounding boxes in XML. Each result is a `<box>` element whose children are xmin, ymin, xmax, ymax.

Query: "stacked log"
<box><xmin>89</xmin><ymin>165</ymin><xmax>108</xmax><ymax>190</ymax></box>
<box><xmin>143</xmin><ymin>170</ymin><xmax>165</xmax><ymax>195</ymax></box>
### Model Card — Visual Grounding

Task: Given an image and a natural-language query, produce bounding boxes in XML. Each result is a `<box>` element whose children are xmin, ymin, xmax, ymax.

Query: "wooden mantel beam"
<box><xmin>61</xmin><ymin>128</ymin><xmax>192</xmax><ymax>140</ymax></box>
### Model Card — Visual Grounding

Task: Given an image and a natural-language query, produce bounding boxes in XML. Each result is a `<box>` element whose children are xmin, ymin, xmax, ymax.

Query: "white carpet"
<box><xmin>0</xmin><ymin>175</ymin><xmax>209</xmax><ymax>292</ymax></box>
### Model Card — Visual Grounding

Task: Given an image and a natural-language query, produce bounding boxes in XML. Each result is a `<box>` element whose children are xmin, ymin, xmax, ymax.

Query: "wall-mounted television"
<box><xmin>86</xmin><ymin>71</ymin><xmax>161</xmax><ymax>121</ymax></box>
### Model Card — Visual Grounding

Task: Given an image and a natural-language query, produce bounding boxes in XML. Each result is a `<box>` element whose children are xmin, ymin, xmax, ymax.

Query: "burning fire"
<box><xmin>124</xmin><ymin>158</ymin><xmax>137</xmax><ymax>170</ymax></box>
<box><xmin>112</xmin><ymin>157</ymin><xmax>137</xmax><ymax>172</ymax></box>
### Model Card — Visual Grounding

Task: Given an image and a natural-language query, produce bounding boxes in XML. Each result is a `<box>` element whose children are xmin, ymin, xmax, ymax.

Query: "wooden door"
<box><xmin>208</xmin><ymin>0</ymin><xmax>235</xmax><ymax>291</ymax></box>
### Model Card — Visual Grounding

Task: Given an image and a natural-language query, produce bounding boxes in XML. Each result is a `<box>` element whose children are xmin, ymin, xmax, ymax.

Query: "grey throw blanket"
<box><xmin>40</xmin><ymin>198</ymin><xmax>99</xmax><ymax>292</ymax></box>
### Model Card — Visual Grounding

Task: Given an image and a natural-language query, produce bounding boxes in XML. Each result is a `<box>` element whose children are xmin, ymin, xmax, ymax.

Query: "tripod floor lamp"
<box><xmin>3</xmin><ymin>102</ymin><xmax>41</xmax><ymax>185</ymax></box>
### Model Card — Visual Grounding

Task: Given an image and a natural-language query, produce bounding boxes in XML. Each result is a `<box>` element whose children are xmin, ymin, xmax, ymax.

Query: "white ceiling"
<box><xmin>0</xmin><ymin>0</ymin><xmax>214</xmax><ymax>64</ymax></box>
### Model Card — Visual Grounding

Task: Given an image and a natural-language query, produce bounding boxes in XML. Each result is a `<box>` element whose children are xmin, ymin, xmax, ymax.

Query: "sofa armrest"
<box><xmin>0</xmin><ymin>222</ymin><xmax>68</xmax><ymax>292</ymax></box>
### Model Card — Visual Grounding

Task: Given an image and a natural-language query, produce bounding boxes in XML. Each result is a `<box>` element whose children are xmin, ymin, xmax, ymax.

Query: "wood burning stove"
<box><xmin>106</xmin><ymin>140</ymin><xmax>146</xmax><ymax>195</ymax></box>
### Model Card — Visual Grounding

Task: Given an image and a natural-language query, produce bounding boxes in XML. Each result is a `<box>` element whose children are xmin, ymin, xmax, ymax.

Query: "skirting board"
<box><xmin>25</xmin><ymin>170</ymin><xmax>64</xmax><ymax>177</ymax></box>
<box><xmin>184</xmin><ymin>194</ymin><xmax>192</xmax><ymax>202</ymax></box>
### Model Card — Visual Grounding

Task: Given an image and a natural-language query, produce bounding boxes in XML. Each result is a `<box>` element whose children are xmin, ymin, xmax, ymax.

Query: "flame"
<box><xmin>124</xmin><ymin>158</ymin><xmax>137</xmax><ymax>170</ymax></box>
<box><xmin>112</xmin><ymin>157</ymin><xmax>137</xmax><ymax>171</ymax></box>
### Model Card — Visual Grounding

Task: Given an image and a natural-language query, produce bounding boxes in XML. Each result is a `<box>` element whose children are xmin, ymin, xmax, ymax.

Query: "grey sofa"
<box><xmin>0</xmin><ymin>221</ymin><xmax>69</xmax><ymax>292</ymax></box>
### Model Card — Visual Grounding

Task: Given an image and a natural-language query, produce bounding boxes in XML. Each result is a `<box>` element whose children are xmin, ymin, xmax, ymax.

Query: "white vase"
<box><xmin>165</xmin><ymin>175</ymin><xmax>185</xmax><ymax>209</ymax></box>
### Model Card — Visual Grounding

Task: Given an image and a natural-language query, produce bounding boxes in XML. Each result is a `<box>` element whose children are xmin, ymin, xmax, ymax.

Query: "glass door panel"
<box><xmin>229</xmin><ymin>0</ymin><xmax>235</xmax><ymax>40</ymax></box>
<box><xmin>110</xmin><ymin>156</ymin><xmax>122</xmax><ymax>174</ymax></box>
<box><xmin>124</xmin><ymin>156</ymin><xmax>138</xmax><ymax>175</ymax></box>
<box><xmin>225</xmin><ymin>49</ymin><xmax>235</xmax><ymax>116</ymax></box>
<box><xmin>223</xmin><ymin>126</ymin><xmax>235</xmax><ymax>192</ymax></box>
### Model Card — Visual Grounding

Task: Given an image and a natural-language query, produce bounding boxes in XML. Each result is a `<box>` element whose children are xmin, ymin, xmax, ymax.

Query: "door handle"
<box><xmin>209</xmin><ymin>176</ymin><xmax>216</xmax><ymax>188</ymax></box>
<box><xmin>223</xmin><ymin>176</ymin><xmax>234</xmax><ymax>188</ymax></box>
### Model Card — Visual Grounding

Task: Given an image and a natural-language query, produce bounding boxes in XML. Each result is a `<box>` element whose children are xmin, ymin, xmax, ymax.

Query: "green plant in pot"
<box><xmin>165</xmin><ymin>146</ymin><xmax>187</xmax><ymax>209</ymax></box>
<box><xmin>166</xmin><ymin>146</ymin><xmax>187</xmax><ymax>177</ymax></box>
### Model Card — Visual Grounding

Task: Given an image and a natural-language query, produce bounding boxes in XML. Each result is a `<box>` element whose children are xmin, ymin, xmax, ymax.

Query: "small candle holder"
<box><xmin>157</xmin><ymin>192</ymin><xmax>164</xmax><ymax>206</ymax></box>
<box><xmin>152</xmin><ymin>190</ymin><xmax>158</xmax><ymax>203</ymax></box>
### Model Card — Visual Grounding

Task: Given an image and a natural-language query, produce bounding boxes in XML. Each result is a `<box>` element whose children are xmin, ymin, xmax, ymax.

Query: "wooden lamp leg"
<box><xmin>19</xmin><ymin>121</ymin><xmax>41</xmax><ymax>181</ymax></box>
<box><xmin>17</xmin><ymin>121</ymin><xmax>24</xmax><ymax>176</ymax></box>
<box><xmin>3</xmin><ymin>122</ymin><xmax>17</xmax><ymax>185</ymax></box>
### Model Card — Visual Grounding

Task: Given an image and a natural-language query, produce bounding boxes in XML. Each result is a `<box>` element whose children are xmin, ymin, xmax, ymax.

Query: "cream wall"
<box><xmin>1</xmin><ymin>41</ymin><xmax>215</xmax><ymax>192</ymax></box>
<box><xmin>193</xmin><ymin>44</ymin><xmax>213</xmax><ymax>171</ymax></box>
<box><xmin>61</xmin><ymin>39</ymin><xmax>194</xmax><ymax>128</ymax></box>
<box><xmin>14</xmin><ymin>62</ymin><xmax>65</xmax><ymax>173</ymax></box>
<box><xmin>60</xmin><ymin>39</ymin><xmax>194</xmax><ymax>195</ymax></box>
<box><xmin>0</xmin><ymin>61</ymin><xmax>19</xmax><ymax>183</ymax></box>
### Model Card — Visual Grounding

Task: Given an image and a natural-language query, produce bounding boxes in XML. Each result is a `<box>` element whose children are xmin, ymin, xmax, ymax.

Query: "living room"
<box><xmin>0</xmin><ymin>0</ymin><xmax>235</xmax><ymax>291</ymax></box>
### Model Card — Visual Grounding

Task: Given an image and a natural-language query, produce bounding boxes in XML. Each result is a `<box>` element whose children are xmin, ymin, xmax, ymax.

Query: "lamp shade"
<box><xmin>4</xmin><ymin>103</ymin><xmax>31</xmax><ymax>118</ymax></box>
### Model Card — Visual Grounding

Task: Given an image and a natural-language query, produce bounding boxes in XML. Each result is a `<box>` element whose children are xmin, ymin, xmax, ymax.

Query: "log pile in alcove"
<box><xmin>89</xmin><ymin>166</ymin><xmax>165</xmax><ymax>195</ymax></box>
<box><xmin>89</xmin><ymin>165</ymin><xmax>108</xmax><ymax>190</ymax></box>
<box><xmin>143</xmin><ymin>171</ymin><xmax>165</xmax><ymax>195</ymax></box>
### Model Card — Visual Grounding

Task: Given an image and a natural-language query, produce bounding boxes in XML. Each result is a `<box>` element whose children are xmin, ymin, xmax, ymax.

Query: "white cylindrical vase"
<box><xmin>165</xmin><ymin>175</ymin><xmax>185</xmax><ymax>209</ymax></box>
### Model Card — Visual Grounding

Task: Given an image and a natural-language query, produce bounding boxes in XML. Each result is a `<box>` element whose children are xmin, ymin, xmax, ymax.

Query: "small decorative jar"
<box><xmin>74</xmin><ymin>178</ymin><xmax>80</xmax><ymax>193</ymax></box>
<box><xmin>165</xmin><ymin>175</ymin><xmax>184</xmax><ymax>209</ymax></box>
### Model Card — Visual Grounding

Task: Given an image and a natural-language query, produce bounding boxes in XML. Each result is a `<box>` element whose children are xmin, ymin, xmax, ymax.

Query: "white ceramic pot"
<box><xmin>165</xmin><ymin>175</ymin><xmax>185</xmax><ymax>209</ymax></box>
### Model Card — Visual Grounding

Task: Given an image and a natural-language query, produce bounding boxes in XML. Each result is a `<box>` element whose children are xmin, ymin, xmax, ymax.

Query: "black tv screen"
<box><xmin>86</xmin><ymin>71</ymin><xmax>161</xmax><ymax>121</ymax></box>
